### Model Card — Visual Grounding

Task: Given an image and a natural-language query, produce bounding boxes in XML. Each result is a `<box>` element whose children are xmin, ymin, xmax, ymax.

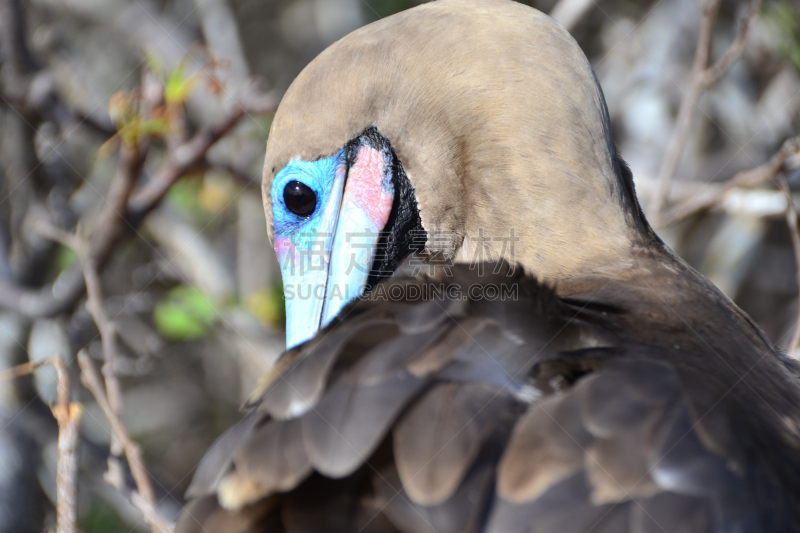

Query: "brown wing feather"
<box><xmin>257</xmin><ymin>317</ymin><xmax>395</xmax><ymax>419</ymax></box>
<box><xmin>301</xmin><ymin>371</ymin><xmax>424</xmax><ymax>478</ymax></box>
<box><xmin>179</xmin><ymin>266</ymin><xmax>800</xmax><ymax>533</ymax></box>
<box><xmin>394</xmin><ymin>383</ymin><xmax>512</xmax><ymax>505</ymax></box>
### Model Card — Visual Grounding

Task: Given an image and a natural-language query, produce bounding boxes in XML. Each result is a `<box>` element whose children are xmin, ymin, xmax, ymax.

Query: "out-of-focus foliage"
<box><xmin>153</xmin><ymin>285</ymin><xmax>217</xmax><ymax>341</ymax></box>
<box><xmin>768</xmin><ymin>1</ymin><xmax>800</xmax><ymax>73</ymax></box>
<box><xmin>247</xmin><ymin>282</ymin><xmax>287</xmax><ymax>329</ymax></box>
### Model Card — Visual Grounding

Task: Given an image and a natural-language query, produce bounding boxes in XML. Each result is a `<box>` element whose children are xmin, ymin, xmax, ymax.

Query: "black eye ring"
<box><xmin>283</xmin><ymin>180</ymin><xmax>317</xmax><ymax>217</ymax></box>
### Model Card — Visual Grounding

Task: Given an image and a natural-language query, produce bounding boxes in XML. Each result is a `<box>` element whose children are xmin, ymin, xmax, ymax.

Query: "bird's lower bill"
<box><xmin>274</xmin><ymin>145</ymin><xmax>394</xmax><ymax>349</ymax></box>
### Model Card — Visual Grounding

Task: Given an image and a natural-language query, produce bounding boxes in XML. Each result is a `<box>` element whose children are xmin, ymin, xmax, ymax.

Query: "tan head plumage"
<box><xmin>263</xmin><ymin>0</ymin><xmax>652</xmax><ymax>281</ymax></box>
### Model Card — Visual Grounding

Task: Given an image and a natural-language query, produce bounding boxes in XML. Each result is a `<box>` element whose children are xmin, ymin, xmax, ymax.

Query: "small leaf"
<box><xmin>47</xmin><ymin>245</ymin><xmax>79</xmax><ymax>280</ymax></box>
<box><xmin>165</xmin><ymin>59</ymin><xmax>200</xmax><ymax>105</ymax></box>
<box><xmin>153</xmin><ymin>285</ymin><xmax>217</xmax><ymax>341</ymax></box>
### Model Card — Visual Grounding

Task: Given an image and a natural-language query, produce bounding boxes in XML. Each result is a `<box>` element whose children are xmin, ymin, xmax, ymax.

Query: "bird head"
<box><xmin>263</xmin><ymin>0</ymin><xmax>651</xmax><ymax>348</ymax></box>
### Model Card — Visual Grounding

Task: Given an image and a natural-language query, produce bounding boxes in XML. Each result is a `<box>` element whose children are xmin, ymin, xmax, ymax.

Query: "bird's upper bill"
<box><xmin>272</xmin><ymin>133</ymin><xmax>396</xmax><ymax>347</ymax></box>
<box><xmin>262</xmin><ymin>0</ymin><xmax>651</xmax><ymax>348</ymax></box>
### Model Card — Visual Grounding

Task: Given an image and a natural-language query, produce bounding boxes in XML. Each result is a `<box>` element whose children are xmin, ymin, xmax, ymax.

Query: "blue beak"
<box><xmin>272</xmin><ymin>144</ymin><xmax>394</xmax><ymax>349</ymax></box>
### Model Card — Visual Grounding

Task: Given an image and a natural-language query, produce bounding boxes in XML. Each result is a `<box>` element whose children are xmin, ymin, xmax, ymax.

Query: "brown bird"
<box><xmin>177</xmin><ymin>1</ymin><xmax>800</xmax><ymax>532</ymax></box>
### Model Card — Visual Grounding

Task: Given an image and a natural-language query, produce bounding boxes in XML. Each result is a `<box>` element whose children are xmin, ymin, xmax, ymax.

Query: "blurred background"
<box><xmin>0</xmin><ymin>0</ymin><xmax>798</xmax><ymax>531</ymax></box>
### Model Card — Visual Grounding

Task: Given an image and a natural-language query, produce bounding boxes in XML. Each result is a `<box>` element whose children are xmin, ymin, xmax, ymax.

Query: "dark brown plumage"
<box><xmin>177</xmin><ymin>1</ymin><xmax>800</xmax><ymax>531</ymax></box>
<box><xmin>178</xmin><ymin>265</ymin><xmax>800</xmax><ymax>532</ymax></box>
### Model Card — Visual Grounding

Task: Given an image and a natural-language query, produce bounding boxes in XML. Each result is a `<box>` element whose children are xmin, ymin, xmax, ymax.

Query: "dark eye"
<box><xmin>283</xmin><ymin>180</ymin><xmax>317</xmax><ymax>217</ymax></box>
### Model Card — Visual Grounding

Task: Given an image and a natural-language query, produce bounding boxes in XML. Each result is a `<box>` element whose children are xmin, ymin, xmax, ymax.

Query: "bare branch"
<box><xmin>52</xmin><ymin>355</ymin><xmax>81</xmax><ymax>533</ymax></box>
<box><xmin>78</xmin><ymin>352</ymin><xmax>174</xmax><ymax>533</ymax></box>
<box><xmin>127</xmin><ymin>85</ymin><xmax>280</xmax><ymax>223</ymax></box>
<box><xmin>650</xmin><ymin>0</ymin><xmax>763</xmax><ymax>224</ymax></box>
<box><xmin>88</xmin><ymin>141</ymin><xmax>147</xmax><ymax>263</ymax></box>
<box><xmin>0</xmin><ymin>354</ymin><xmax>81</xmax><ymax>533</ymax></box>
<box><xmin>36</xmin><ymin>218</ymin><xmax>168</xmax><ymax>529</ymax></box>
<box><xmin>0</xmin><ymin>84</ymin><xmax>279</xmax><ymax>318</ymax></box>
<box><xmin>82</xmin><ymin>256</ymin><xmax>126</xmax><ymax>466</ymax></box>
<box><xmin>0</xmin><ymin>359</ymin><xmax>51</xmax><ymax>382</ymax></box>
<box><xmin>662</xmin><ymin>136</ymin><xmax>800</xmax><ymax>224</ymax></box>
<box><xmin>32</xmin><ymin>221</ymin><xmax>85</xmax><ymax>253</ymax></box>
<box><xmin>701</xmin><ymin>0</ymin><xmax>762</xmax><ymax>88</ymax></box>
<box><xmin>125</xmin><ymin>108</ymin><xmax>245</xmax><ymax>222</ymax></box>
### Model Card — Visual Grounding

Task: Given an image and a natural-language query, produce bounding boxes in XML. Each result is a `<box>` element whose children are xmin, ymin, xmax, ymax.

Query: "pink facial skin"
<box><xmin>345</xmin><ymin>146</ymin><xmax>393</xmax><ymax>229</ymax></box>
<box><xmin>274</xmin><ymin>237</ymin><xmax>298</xmax><ymax>273</ymax></box>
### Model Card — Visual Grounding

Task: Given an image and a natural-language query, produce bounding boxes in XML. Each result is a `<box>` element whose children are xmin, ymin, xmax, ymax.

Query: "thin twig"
<box><xmin>35</xmin><ymin>220</ymin><xmax>167</xmax><ymax>530</ymax></box>
<box><xmin>0</xmin><ymin>84</ymin><xmax>278</xmax><ymax>318</ymax></box>
<box><xmin>650</xmin><ymin>0</ymin><xmax>762</xmax><ymax>224</ymax></box>
<box><xmin>52</xmin><ymin>355</ymin><xmax>81</xmax><ymax>533</ymax></box>
<box><xmin>74</xmin><ymin>143</ymin><xmax>136</xmax><ymax>454</ymax></box>
<box><xmin>126</xmin><ymin>85</ymin><xmax>279</xmax><ymax>224</ymax></box>
<box><xmin>82</xmin><ymin>259</ymin><xmax>125</xmax><ymax>459</ymax></box>
<box><xmin>78</xmin><ymin>352</ymin><xmax>173</xmax><ymax>533</ymax></box>
<box><xmin>32</xmin><ymin>221</ymin><xmax>85</xmax><ymax>253</ymax></box>
<box><xmin>0</xmin><ymin>354</ymin><xmax>81</xmax><ymax>533</ymax></box>
<box><xmin>778</xmin><ymin>175</ymin><xmax>800</xmax><ymax>357</ymax></box>
<box><xmin>0</xmin><ymin>359</ymin><xmax>50</xmax><ymax>382</ymax></box>
<box><xmin>701</xmin><ymin>0</ymin><xmax>762</xmax><ymax>88</ymax></box>
<box><xmin>87</xmin><ymin>141</ymin><xmax>145</xmax><ymax>262</ymax></box>
<box><xmin>663</xmin><ymin>136</ymin><xmax>800</xmax><ymax>224</ymax></box>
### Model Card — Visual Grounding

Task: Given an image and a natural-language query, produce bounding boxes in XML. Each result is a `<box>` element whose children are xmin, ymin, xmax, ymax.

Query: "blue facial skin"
<box><xmin>272</xmin><ymin>146</ymin><xmax>396</xmax><ymax>350</ymax></box>
<box><xmin>271</xmin><ymin>152</ymin><xmax>344</xmax><ymax>243</ymax></box>
<box><xmin>272</xmin><ymin>151</ymin><xmax>347</xmax><ymax>349</ymax></box>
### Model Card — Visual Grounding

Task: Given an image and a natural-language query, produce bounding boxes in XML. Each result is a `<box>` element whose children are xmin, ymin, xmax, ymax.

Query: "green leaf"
<box><xmin>46</xmin><ymin>245</ymin><xmax>79</xmax><ymax>281</ymax></box>
<box><xmin>56</xmin><ymin>245</ymin><xmax>78</xmax><ymax>271</ymax></box>
<box><xmin>153</xmin><ymin>285</ymin><xmax>217</xmax><ymax>341</ymax></box>
<box><xmin>164</xmin><ymin>59</ymin><xmax>199</xmax><ymax>105</ymax></box>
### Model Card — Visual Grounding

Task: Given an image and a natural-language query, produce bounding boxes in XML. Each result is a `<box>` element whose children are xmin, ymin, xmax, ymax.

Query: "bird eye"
<box><xmin>283</xmin><ymin>180</ymin><xmax>317</xmax><ymax>217</ymax></box>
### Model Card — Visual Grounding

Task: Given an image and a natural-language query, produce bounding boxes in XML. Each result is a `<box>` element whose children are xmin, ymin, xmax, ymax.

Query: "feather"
<box><xmin>394</xmin><ymin>382</ymin><xmax>511</xmax><ymax>505</ymax></box>
<box><xmin>258</xmin><ymin>318</ymin><xmax>394</xmax><ymax>419</ymax></box>
<box><xmin>406</xmin><ymin>318</ymin><xmax>494</xmax><ymax>377</ymax></box>
<box><xmin>227</xmin><ymin>418</ymin><xmax>312</xmax><ymax>501</ymax></box>
<box><xmin>437</xmin><ymin>321</ymin><xmax>531</xmax><ymax>389</ymax></box>
<box><xmin>580</xmin><ymin>359</ymin><xmax>679</xmax><ymax>439</ymax></box>
<box><xmin>487</xmin><ymin>472</ymin><xmax>594</xmax><ymax>533</ymax></box>
<box><xmin>351</xmin><ymin>326</ymin><xmax>446</xmax><ymax>385</ymax></box>
<box><xmin>630</xmin><ymin>492</ymin><xmax>711</xmax><ymax>533</ymax></box>
<box><xmin>302</xmin><ymin>371</ymin><xmax>425</xmax><ymax>478</ymax></box>
<box><xmin>374</xmin><ymin>458</ymin><xmax>494</xmax><ymax>533</ymax></box>
<box><xmin>395</xmin><ymin>296</ymin><xmax>467</xmax><ymax>335</ymax></box>
<box><xmin>497</xmin><ymin>393</ymin><xmax>588</xmax><ymax>503</ymax></box>
<box><xmin>185</xmin><ymin>414</ymin><xmax>261</xmax><ymax>499</ymax></box>
<box><xmin>648</xmin><ymin>403</ymin><xmax>735</xmax><ymax>498</ymax></box>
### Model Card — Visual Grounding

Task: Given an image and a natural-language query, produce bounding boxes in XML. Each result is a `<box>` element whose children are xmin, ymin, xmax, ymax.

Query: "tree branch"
<box><xmin>0</xmin><ymin>355</ymin><xmax>81</xmax><ymax>533</ymax></box>
<box><xmin>53</xmin><ymin>355</ymin><xmax>80</xmax><ymax>533</ymax></box>
<box><xmin>78</xmin><ymin>352</ymin><xmax>173</xmax><ymax>533</ymax></box>
<box><xmin>0</xmin><ymin>84</ymin><xmax>279</xmax><ymax>318</ymax></box>
<box><xmin>662</xmin><ymin>136</ymin><xmax>800</xmax><ymax>224</ymax></box>
<box><xmin>650</xmin><ymin>0</ymin><xmax>763</xmax><ymax>224</ymax></box>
